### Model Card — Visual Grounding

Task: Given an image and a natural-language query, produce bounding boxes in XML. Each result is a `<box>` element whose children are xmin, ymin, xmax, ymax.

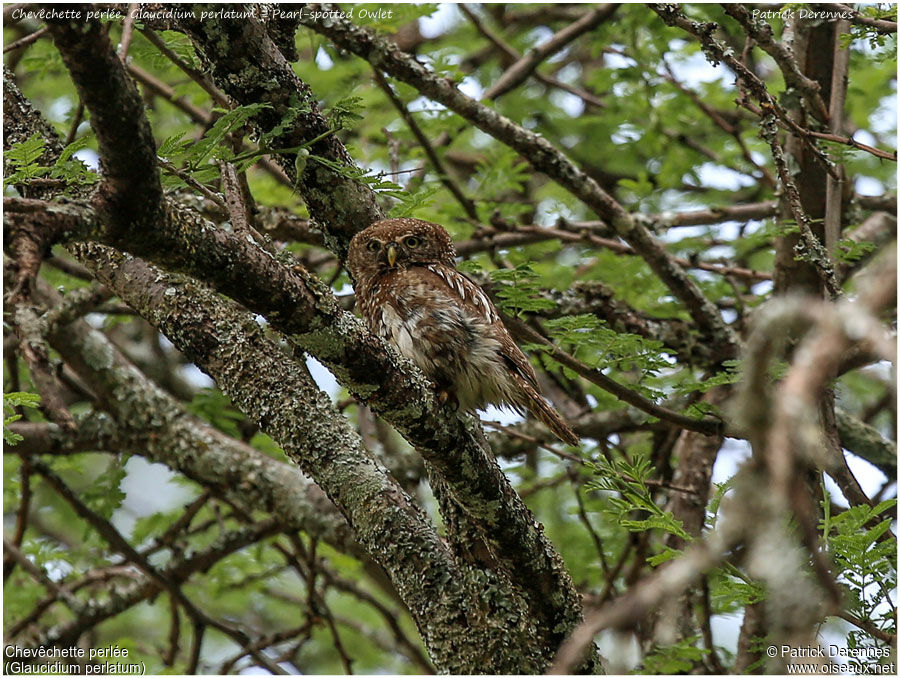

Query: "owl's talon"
<box><xmin>438</xmin><ymin>390</ymin><xmax>459</xmax><ymax>411</ymax></box>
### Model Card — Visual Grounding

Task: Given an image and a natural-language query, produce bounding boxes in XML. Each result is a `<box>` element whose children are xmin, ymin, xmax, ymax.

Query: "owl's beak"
<box><xmin>386</xmin><ymin>243</ymin><xmax>398</xmax><ymax>267</ymax></box>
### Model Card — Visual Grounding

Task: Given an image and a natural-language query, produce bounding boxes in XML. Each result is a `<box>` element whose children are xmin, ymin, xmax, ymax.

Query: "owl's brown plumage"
<box><xmin>347</xmin><ymin>217</ymin><xmax>579</xmax><ymax>446</ymax></box>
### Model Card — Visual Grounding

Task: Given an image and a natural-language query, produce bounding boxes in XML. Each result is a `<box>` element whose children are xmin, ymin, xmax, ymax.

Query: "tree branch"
<box><xmin>483</xmin><ymin>4</ymin><xmax>619</xmax><ymax>100</ymax></box>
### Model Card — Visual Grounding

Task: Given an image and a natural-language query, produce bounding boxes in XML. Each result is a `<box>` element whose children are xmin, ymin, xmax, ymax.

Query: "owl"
<box><xmin>347</xmin><ymin>217</ymin><xmax>579</xmax><ymax>446</ymax></box>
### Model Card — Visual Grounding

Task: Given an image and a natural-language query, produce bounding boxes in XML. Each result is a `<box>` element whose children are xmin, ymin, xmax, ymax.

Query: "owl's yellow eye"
<box><xmin>366</xmin><ymin>240</ymin><xmax>381</xmax><ymax>252</ymax></box>
<box><xmin>404</xmin><ymin>236</ymin><xmax>421</xmax><ymax>248</ymax></box>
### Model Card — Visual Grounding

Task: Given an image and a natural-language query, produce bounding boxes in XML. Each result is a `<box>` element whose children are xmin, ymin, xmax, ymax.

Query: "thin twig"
<box><xmin>831</xmin><ymin>3</ymin><xmax>897</xmax><ymax>34</ymax></box>
<box><xmin>140</xmin><ymin>27</ymin><xmax>231</xmax><ymax>108</ymax></box>
<box><xmin>3</xmin><ymin>26</ymin><xmax>48</xmax><ymax>54</ymax></box>
<box><xmin>721</xmin><ymin>5</ymin><xmax>829</xmax><ymax>121</ymax></box>
<box><xmin>484</xmin><ymin>4</ymin><xmax>619</xmax><ymax>100</ymax></box>
<box><xmin>759</xmin><ymin>114</ymin><xmax>842</xmax><ymax>298</ymax></box>
<box><xmin>373</xmin><ymin>69</ymin><xmax>478</xmax><ymax>220</ymax></box>
<box><xmin>63</xmin><ymin>101</ymin><xmax>85</xmax><ymax>147</ymax></box>
<box><xmin>118</xmin><ymin>4</ymin><xmax>138</xmax><ymax>62</ymax></box>
<box><xmin>570</xmin><ymin>470</ymin><xmax>610</xmax><ymax>575</ymax></box>
<box><xmin>503</xmin><ymin>316</ymin><xmax>724</xmax><ymax>436</ymax></box>
<box><xmin>458</xmin><ymin>4</ymin><xmax>606</xmax><ymax>108</ymax></box>
<box><xmin>807</xmin><ymin>129</ymin><xmax>896</xmax><ymax>162</ymax></box>
<box><xmin>157</xmin><ymin>157</ymin><xmax>226</xmax><ymax>209</ymax></box>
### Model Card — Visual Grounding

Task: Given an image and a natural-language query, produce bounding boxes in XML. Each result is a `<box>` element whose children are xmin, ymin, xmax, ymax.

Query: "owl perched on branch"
<box><xmin>347</xmin><ymin>218</ymin><xmax>579</xmax><ymax>446</ymax></box>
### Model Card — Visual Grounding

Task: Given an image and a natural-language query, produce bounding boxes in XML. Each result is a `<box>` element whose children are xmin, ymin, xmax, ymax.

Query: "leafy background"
<box><xmin>4</xmin><ymin>3</ymin><xmax>896</xmax><ymax>674</ymax></box>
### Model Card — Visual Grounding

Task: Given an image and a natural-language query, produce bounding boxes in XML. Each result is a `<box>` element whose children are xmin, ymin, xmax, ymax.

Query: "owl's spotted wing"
<box><xmin>425</xmin><ymin>264</ymin><xmax>499</xmax><ymax>324</ymax></box>
<box><xmin>425</xmin><ymin>264</ymin><xmax>577</xmax><ymax>445</ymax></box>
<box><xmin>425</xmin><ymin>264</ymin><xmax>541</xmax><ymax>391</ymax></box>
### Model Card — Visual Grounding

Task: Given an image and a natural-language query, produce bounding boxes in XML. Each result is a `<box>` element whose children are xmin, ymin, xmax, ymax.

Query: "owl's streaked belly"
<box><xmin>373</xmin><ymin>269</ymin><xmax>520</xmax><ymax>412</ymax></box>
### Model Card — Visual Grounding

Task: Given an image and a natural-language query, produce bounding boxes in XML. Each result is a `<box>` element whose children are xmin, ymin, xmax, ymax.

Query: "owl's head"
<box><xmin>347</xmin><ymin>218</ymin><xmax>457</xmax><ymax>282</ymax></box>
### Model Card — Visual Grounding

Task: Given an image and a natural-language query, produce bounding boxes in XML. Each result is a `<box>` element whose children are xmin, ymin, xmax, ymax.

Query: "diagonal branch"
<box><xmin>372</xmin><ymin>69</ymin><xmax>478</xmax><ymax>220</ymax></box>
<box><xmin>830</xmin><ymin>3</ymin><xmax>897</xmax><ymax>34</ymax></box>
<box><xmin>458</xmin><ymin>4</ymin><xmax>607</xmax><ymax>108</ymax></box>
<box><xmin>45</xmin><ymin>10</ymin><xmax>164</xmax><ymax>236</ymax></box>
<box><xmin>721</xmin><ymin>4</ymin><xmax>830</xmax><ymax>122</ymax></box>
<box><xmin>483</xmin><ymin>4</ymin><xmax>619</xmax><ymax>100</ymax></box>
<box><xmin>32</xmin><ymin>459</ymin><xmax>288</xmax><ymax>675</ymax></box>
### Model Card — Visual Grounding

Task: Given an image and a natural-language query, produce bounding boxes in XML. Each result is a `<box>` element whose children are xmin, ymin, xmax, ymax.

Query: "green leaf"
<box><xmin>187</xmin><ymin>388</ymin><xmax>245</xmax><ymax>438</ymax></box>
<box><xmin>387</xmin><ymin>183</ymin><xmax>440</xmax><ymax>218</ymax></box>
<box><xmin>642</xmin><ymin>637</ymin><xmax>706</xmax><ymax>674</ymax></box>
<box><xmin>329</xmin><ymin>94</ymin><xmax>365</xmax><ymax>130</ymax></box>
<box><xmin>585</xmin><ymin>451</ymin><xmax>690</xmax><ymax>542</ymax></box>
<box><xmin>4</xmin><ymin>133</ymin><xmax>50</xmax><ymax>186</ymax></box>
<box><xmin>51</xmin><ymin>135</ymin><xmax>99</xmax><ymax>186</ymax></box>
<box><xmin>81</xmin><ymin>456</ymin><xmax>128</xmax><ymax>520</ymax></box>
<box><xmin>834</xmin><ymin>238</ymin><xmax>877</xmax><ymax>264</ymax></box>
<box><xmin>489</xmin><ymin>263</ymin><xmax>557</xmax><ymax>317</ymax></box>
<box><xmin>3</xmin><ymin>392</ymin><xmax>41</xmax><ymax>446</ymax></box>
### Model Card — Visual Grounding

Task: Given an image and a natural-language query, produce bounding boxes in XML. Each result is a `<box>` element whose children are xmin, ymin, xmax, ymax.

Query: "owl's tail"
<box><xmin>522</xmin><ymin>384</ymin><xmax>580</xmax><ymax>446</ymax></box>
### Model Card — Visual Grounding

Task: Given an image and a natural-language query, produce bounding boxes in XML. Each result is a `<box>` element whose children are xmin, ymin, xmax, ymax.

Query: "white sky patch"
<box><xmin>470</xmin><ymin>128</ymin><xmax>495</xmax><ymax>149</ymax></box>
<box><xmin>481</xmin><ymin>404</ymin><xmax>524</xmax><ymax>427</ymax></box>
<box><xmin>551</xmin><ymin>89</ymin><xmax>585</xmax><ymax>117</ymax></box>
<box><xmin>611</xmin><ymin>123</ymin><xmax>642</xmax><ymax>144</ymax></box>
<box><xmin>114</xmin><ymin>457</ymin><xmax>198</xmax><ymax>538</ymax></box>
<box><xmin>667</xmin><ymin>46</ymin><xmax>735</xmax><ymax>87</ymax></box>
<box><xmin>528</xmin><ymin>26</ymin><xmax>554</xmax><ymax>46</ymax></box>
<box><xmin>603</xmin><ymin>48</ymin><xmax>636</xmax><ymax>70</ymax></box>
<box><xmin>711</xmin><ymin>612</ymin><xmax>743</xmax><ymax>660</ymax></box>
<box><xmin>823</xmin><ymin>474</ymin><xmax>850</xmax><ymax>509</ymax></box>
<box><xmin>856</xmin><ymin>176</ymin><xmax>887</xmax><ymax>195</ymax></box>
<box><xmin>181</xmin><ymin>364</ymin><xmax>214</xmax><ymax>388</ymax></box>
<box><xmin>845</xmin><ymin>454</ymin><xmax>890</xmax><ymax>498</ymax></box>
<box><xmin>715</xmin><ymin>220</ymin><xmax>751</xmax><ymax>241</ymax></box>
<box><xmin>74</xmin><ymin>149</ymin><xmax>99</xmax><ymax>170</ymax></box>
<box><xmin>315</xmin><ymin>46</ymin><xmax>334</xmax><ymax>70</ymax></box>
<box><xmin>712</xmin><ymin>438</ymin><xmax>751</xmax><ymax>484</ymax></box>
<box><xmin>853</xmin><ymin>129</ymin><xmax>878</xmax><ymax>147</ymax></box>
<box><xmin>870</xmin><ymin>90</ymin><xmax>898</xmax><ymax>135</ymax></box>
<box><xmin>752</xmin><ymin>280</ymin><xmax>774</xmax><ymax>297</ymax></box>
<box><xmin>418</xmin><ymin>3</ymin><xmax>458</xmax><ymax>39</ymax></box>
<box><xmin>555</xmin><ymin>62</ymin><xmax>583</xmax><ymax>82</ymax></box>
<box><xmin>536</xmin><ymin>198</ymin><xmax>578</xmax><ymax>225</ymax></box>
<box><xmin>49</xmin><ymin>95</ymin><xmax>73</xmax><ymax>120</ymax></box>
<box><xmin>407</xmin><ymin>95</ymin><xmax>439</xmax><ymax>114</ymax></box>
<box><xmin>695</xmin><ymin>162</ymin><xmax>757</xmax><ymax>190</ymax></box>
<box><xmin>459</xmin><ymin>74</ymin><xmax>484</xmax><ymax>100</ymax></box>
<box><xmin>307</xmin><ymin>355</ymin><xmax>339</xmax><ymax>400</ymax></box>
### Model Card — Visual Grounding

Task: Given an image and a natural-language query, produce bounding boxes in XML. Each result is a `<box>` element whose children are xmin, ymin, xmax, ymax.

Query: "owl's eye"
<box><xmin>366</xmin><ymin>240</ymin><xmax>381</xmax><ymax>252</ymax></box>
<box><xmin>403</xmin><ymin>236</ymin><xmax>421</xmax><ymax>248</ymax></box>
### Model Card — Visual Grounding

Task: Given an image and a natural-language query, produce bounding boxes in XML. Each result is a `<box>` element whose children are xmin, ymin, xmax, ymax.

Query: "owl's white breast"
<box><xmin>379</xmin><ymin>303</ymin><xmax>420</xmax><ymax>361</ymax></box>
<box><xmin>371</xmin><ymin>267</ymin><xmax>521</xmax><ymax>412</ymax></box>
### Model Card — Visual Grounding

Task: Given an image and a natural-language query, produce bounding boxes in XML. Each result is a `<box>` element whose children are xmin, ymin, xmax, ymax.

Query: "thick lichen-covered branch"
<box><xmin>45</xmin><ymin>10</ymin><xmax>164</xmax><ymax>236</ymax></box>
<box><xmin>177</xmin><ymin>3</ymin><xmax>383</xmax><ymax>257</ymax></box>
<box><xmin>70</xmin><ymin>242</ymin><xmax>548</xmax><ymax>673</ymax></box>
